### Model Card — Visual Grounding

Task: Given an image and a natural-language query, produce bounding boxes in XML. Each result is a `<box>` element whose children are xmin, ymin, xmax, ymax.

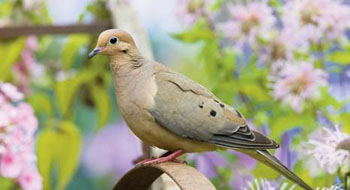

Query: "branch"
<box><xmin>0</xmin><ymin>23</ymin><xmax>112</xmax><ymax>39</ymax></box>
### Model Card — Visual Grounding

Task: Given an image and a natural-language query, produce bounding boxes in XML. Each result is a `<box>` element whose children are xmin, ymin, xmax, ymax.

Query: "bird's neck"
<box><xmin>109</xmin><ymin>53</ymin><xmax>145</xmax><ymax>77</ymax></box>
<box><xmin>109</xmin><ymin>54</ymin><xmax>151</xmax><ymax>97</ymax></box>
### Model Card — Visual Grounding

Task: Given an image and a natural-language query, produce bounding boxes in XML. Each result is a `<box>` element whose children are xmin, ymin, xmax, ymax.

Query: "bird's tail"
<box><xmin>238</xmin><ymin>149</ymin><xmax>313</xmax><ymax>190</ymax></box>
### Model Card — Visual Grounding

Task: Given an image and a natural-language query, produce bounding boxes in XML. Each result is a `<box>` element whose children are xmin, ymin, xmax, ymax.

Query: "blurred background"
<box><xmin>0</xmin><ymin>0</ymin><xmax>350</xmax><ymax>189</ymax></box>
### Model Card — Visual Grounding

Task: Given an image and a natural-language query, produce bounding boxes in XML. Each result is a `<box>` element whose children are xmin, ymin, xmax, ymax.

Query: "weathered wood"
<box><xmin>0</xmin><ymin>23</ymin><xmax>112</xmax><ymax>39</ymax></box>
<box><xmin>114</xmin><ymin>162</ymin><xmax>216</xmax><ymax>190</ymax></box>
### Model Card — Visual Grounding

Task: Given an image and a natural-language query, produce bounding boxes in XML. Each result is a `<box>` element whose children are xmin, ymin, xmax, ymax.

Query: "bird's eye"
<box><xmin>109</xmin><ymin>36</ymin><xmax>119</xmax><ymax>45</ymax></box>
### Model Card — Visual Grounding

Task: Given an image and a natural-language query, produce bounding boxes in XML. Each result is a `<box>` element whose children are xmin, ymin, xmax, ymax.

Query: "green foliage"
<box><xmin>55</xmin><ymin>72</ymin><xmax>91</xmax><ymax>118</ymax></box>
<box><xmin>0</xmin><ymin>38</ymin><xmax>25</xmax><ymax>81</ymax></box>
<box><xmin>90</xmin><ymin>84</ymin><xmax>111</xmax><ymax>128</ymax></box>
<box><xmin>62</xmin><ymin>35</ymin><xmax>90</xmax><ymax>70</ymax></box>
<box><xmin>28</xmin><ymin>93</ymin><xmax>53</xmax><ymax>117</ymax></box>
<box><xmin>173</xmin><ymin>20</ymin><xmax>214</xmax><ymax>43</ymax></box>
<box><xmin>0</xmin><ymin>177</ymin><xmax>15</xmax><ymax>190</ymax></box>
<box><xmin>327</xmin><ymin>50</ymin><xmax>350</xmax><ymax>64</ymax></box>
<box><xmin>37</xmin><ymin>121</ymin><xmax>81</xmax><ymax>190</ymax></box>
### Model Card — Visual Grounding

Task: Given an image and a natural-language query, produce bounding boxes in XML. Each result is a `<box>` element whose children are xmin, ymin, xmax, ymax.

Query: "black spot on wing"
<box><xmin>210</xmin><ymin>110</ymin><xmax>216</xmax><ymax>117</ymax></box>
<box><xmin>198</xmin><ymin>101</ymin><xmax>204</xmax><ymax>109</ymax></box>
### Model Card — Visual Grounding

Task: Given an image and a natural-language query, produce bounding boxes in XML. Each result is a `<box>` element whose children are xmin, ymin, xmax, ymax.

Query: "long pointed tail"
<box><xmin>239</xmin><ymin>149</ymin><xmax>313</xmax><ymax>190</ymax></box>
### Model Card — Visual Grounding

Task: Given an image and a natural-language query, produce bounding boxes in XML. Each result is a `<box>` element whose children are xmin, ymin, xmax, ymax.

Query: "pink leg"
<box><xmin>137</xmin><ymin>150</ymin><xmax>185</xmax><ymax>166</ymax></box>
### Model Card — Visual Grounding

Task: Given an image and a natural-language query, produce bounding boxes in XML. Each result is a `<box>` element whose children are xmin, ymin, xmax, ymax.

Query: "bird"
<box><xmin>88</xmin><ymin>29</ymin><xmax>313</xmax><ymax>190</ymax></box>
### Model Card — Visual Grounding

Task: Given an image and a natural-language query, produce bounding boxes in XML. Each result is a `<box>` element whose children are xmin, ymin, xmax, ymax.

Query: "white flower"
<box><xmin>303</xmin><ymin>126</ymin><xmax>350</xmax><ymax>174</ymax></box>
<box><xmin>316</xmin><ymin>186</ymin><xmax>341</xmax><ymax>190</ymax></box>
<box><xmin>242</xmin><ymin>178</ymin><xmax>296</xmax><ymax>190</ymax></box>
<box><xmin>271</xmin><ymin>61</ymin><xmax>328</xmax><ymax>113</ymax></box>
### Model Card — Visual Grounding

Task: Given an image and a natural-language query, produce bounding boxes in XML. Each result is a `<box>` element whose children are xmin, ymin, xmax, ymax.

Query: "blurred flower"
<box><xmin>18</xmin><ymin>164</ymin><xmax>43</xmax><ymax>190</ymax></box>
<box><xmin>0</xmin><ymin>82</ymin><xmax>42</xmax><ymax>190</ymax></box>
<box><xmin>187</xmin><ymin>151</ymin><xmax>229</xmax><ymax>179</ymax></box>
<box><xmin>271</xmin><ymin>61</ymin><xmax>328</xmax><ymax>113</ymax></box>
<box><xmin>55</xmin><ymin>70</ymin><xmax>77</xmax><ymax>81</ymax></box>
<box><xmin>282</xmin><ymin>0</ymin><xmax>350</xmax><ymax>44</ymax></box>
<box><xmin>23</xmin><ymin>0</ymin><xmax>44</xmax><ymax>11</ymax></box>
<box><xmin>275</xmin><ymin>128</ymin><xmax>301</xmax><ymax>170</ymax></box>
<box><xmin>0</xmin><ymin>82</ymin><xmax>24</xmax><ymax>102</ymax></box>
<box><xmin>329</xmin><ymin>66</ymin><xmax>350</xmax><ymax>102</ymax></box>
<box><xmin>242</xmin><ymin>178</ymin><xmax>296</xmax><ymax>190</ymax></box>
<box><xmin>316</xmin><ymin>186</ymin><xmax>341</xmax><ymax>190</ymax></box>
<box><xmin>302</xmin><ymin>125</ymin><xmax>350</xmax><ymax>174</ymax></box>
<box><xmin>175</xmin><ymin>0</ymin><xmax>214</xmax><ymax>25</ymax></box>
<box><xmin>230</xmin><ymin>151</ymin><xmax>256</xmax><ymax>187</ymax></box>
<box><xmin>242</xmin><ymin>178</ymin><xmax>341</xmax><ymax>190</ymax></box>
<box><xmin>82</xmin><ymin>121</ymin><xmax>142</xmax><ymax>179</ymax></box>
<box><xmin>219</xmin><ymin>1</ymin><xmax>276</xmax><ymax>48</ymax></box>
<box><xmin>13</xmin><ymin>36</ymin><xmax>42</xmax><ymax>94</ymax></box>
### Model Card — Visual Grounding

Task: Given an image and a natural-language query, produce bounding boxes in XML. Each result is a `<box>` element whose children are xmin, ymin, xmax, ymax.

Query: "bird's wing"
<box><xmin>148</xmin><ymin>70</ymin><xmax>279</xmax><ymax>149</ymax></box>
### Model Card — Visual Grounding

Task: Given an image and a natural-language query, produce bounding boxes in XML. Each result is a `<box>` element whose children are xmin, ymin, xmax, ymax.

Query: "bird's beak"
<box><xmin>88</xmin><ymin>47</ymin><xmax>101</xmax><ymax>59</ymax></box>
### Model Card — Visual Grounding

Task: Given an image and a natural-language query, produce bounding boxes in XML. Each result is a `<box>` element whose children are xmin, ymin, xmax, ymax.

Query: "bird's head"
<box><xmin>88</xmin><ymin>29</ymin><xmax>137</xmax><ymax>59</ymax></box>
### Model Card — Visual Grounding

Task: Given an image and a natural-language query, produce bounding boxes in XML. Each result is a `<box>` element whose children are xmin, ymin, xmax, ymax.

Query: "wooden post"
<box><xmin>113</xmin><ymin>162</ymin><xmax>216</xmax><ymax>190</ymax></box>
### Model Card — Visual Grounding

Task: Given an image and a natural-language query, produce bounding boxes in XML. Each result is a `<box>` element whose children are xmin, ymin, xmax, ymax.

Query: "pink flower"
<box><xmin>16</xmin><ymin>103</ymin><xmax>38</xmax><ymax>136</ymax></box>
<box><xmin>18</xmin><ymin>165</ymin><xmax>42</xmax><ymax>190</ymax></box>
<box><xmin>13</xmin><ymin>36</ymin><xmax>42</xmax><ymax>94</ymax></box>
<box><xmin>219</xmin><ymin>1</ymin><xmax>276</xmax><ymax>47</ymax></box>
<box><xmin>0</xmin><ymin>81</ymin><xmax>41</xmax><ymax>189</ymax></box>
<box><xmin>0</xmin><ymin>152</ymin><xmax>22</xmax><ymax>178</ymax></box>
<box><xmin>0</xmin><ymin>82</ymin><xmax>24</xmax><ymax>102</ymax></box>
<box><xmin>271</xmin><ymin>61</ymin><xmax>327</xmax><ymax>113</ymax></box>
<box><xmin>282</xmin><ymin>0</ymin><xmax>350</xmax><ymax>44</ymax></box>
<box><xmin>175</xmin><ymin>0</ymin><xmax>214</xmax><ymax>25</ymax></box>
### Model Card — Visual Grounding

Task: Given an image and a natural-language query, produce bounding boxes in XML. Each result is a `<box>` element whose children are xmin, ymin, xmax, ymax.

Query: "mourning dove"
<box><xmin>88</xmin><ymin>29</ymin><xmax>313</xmax><ymax>190</ymax></box>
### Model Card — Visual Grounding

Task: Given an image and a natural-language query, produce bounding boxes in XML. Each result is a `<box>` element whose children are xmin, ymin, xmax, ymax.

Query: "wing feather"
<box><xmin>149</xmin><ymin>69</ymin><xmax>279</xmax><ymax>150</ymax></box>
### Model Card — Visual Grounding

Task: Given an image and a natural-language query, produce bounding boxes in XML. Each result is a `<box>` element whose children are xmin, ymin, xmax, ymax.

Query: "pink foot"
<box><xmin>136</xmin><ymin>150</ymin><xmax>185</xmax><ymax>166</ymax></box>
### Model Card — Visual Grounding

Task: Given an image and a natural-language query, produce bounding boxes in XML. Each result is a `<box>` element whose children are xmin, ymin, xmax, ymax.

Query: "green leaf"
<box><xmin>172</xmin><ymin>20</ymin><xmax>214</xmax><ymax>43</ymax></box>
<box><xmin>28</xmin><ymin>93</ymin><xmax>53</xmax><ymax>117</ymax></box>
<box><xmin>0</xmin><ymin>176</ymin><xmax>15</xmax><ymax>190</ymax></box>
<box><xmin>0</xmin><ymin>38</ymin><xmax>25</xmax><ymax>81</ymax></box>
<box><xmin>327</xmin><ymin>50</ymin><xmax>350</xmax><ymax>64</ymax></box>
<box><xmin>90</xmin><ymin>85</ymin><xmax>111</xmax><ymax>129</ymax></box>
<box><xmin>253</xmin><ymin>162</ymin><xmax>280</xmax><ymax>179</ymax></box>
<box><xmin>37</xmin><ymin>120</ymin><xmax>81</xmax><ymax>190</ymax></box>
<box><xmin>270</xmin><ymin>112</ymin><xmax>315</xmax><ymax>139</ymax></box>
<box><xmin>37</xmin><ymin>125</ymin><xmax>57</xmax><ymax>190</ymax></box>
<box><xmin>55</xmin><ymin>121</ymin><xmax>81</xmax><ymax>189</ymax></box>
<box><xmin>55</xmin><ymin>70</ymin><xmax>94</xmax><ymax>117</ymax></box>
<box><xmin>62</xmin><ymin>34</ymin><xmax>90</xmax><ymax>70</ymax></box>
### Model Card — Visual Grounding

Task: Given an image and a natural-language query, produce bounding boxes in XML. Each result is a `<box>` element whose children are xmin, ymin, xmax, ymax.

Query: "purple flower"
<box><xmin>282</xmin><ymin>0</ymin><xmax>350</xmax><ymax>44</ymax></box>
<box><xmin>230</xmin><ymin>151</ymin><xmax>257</xmax><ymax>187</ymax></box>
<box><xmin>219</xmin><ymin>1</ymin><xmax>276</xmax><ymax>48</ymax></box>
<box><xmin>187</xmin><ymin>151</ymin><xmax>229</xmax><ymax>179</ymax></box>
<box><xmin>271</xmin><ymin>61</ymin><xmax>328</xmax><ymax>113</ymax></box>
<box><xmin>274</xmin><ymin>128</ymin><xmax>301</xmax><ymax>170</ymax></box>
<box><xmin>82</xmin><ymin>121</ymin><xmax>142</xmax><ymax>179</ymax></box>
